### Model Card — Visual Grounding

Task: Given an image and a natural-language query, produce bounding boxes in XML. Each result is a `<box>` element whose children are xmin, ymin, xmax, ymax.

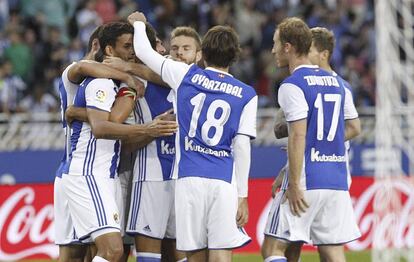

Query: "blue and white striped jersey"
<box><xmin>133</xmin><ymin>81</ymin><xmax>175</xmax><ymax>181</ymax></box>
<box><xmin>56</xmin><ymin>62</ymin><xmax>77</xmax><ymax>178</ymax></box>
<box><xmin>163</xmin><ymin>65</ymin><xmax>257</xmax><ymax>184</ymax></box>
<box><xmin>62</xmin><ymin>77</ymin><xmax>121</xmax><ymax>178</ymax></box>
<box><xmin>279</xmin><ymin>69</ymin><xmax>358</xmax><ymax>191</ymax></box>
<box><xmin>278</xmin><ymin>65</ymin><xmax>357</xmax><ymax>191</ymax></box>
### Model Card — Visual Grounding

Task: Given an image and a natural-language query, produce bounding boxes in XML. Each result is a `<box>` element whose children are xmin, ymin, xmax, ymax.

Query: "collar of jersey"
<box><xmin>205</xmin><ymin>67</ymin><xmax>233</xmax><ymax>77</ymax></box>
<box><xmin>293</xmin><ymin>64</ymin><xmax>318</xmax><ymax>72</ymax></box>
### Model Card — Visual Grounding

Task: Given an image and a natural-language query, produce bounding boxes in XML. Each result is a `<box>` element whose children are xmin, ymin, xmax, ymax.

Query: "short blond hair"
<box><xmin>311</xmin><ymin>27</ymin><xmax>335</xmax><ymax>60</ymax></box>
<box><xmin>170</xmin><ymin>26</ymin><xmax>202</xmax><ymax>50</ymax></box>
<box><xmin>277</xmin><ymin>17</ymin><xmax>312</xmax><ymax>56</ymax></box>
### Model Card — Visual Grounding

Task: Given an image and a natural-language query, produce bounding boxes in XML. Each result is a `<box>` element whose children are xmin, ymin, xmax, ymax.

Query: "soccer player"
<box><xmin>128</xmin><ymin>12</ymin><xmax>257</xmax><ymax>262</ymax></box>
<box><xmin>263</xmin><ymin>26</ymin><xmax>361</xmax><ymax>262</ymax></box>
<box><xmin>54</xmin><ymin>25</ymin><xmax>145</xmax><ymax>262</ymax></box>
<box><xmin>261</xmin><ymin>18</ymin><xmax>360</xmax><ymax>262</ymax></box>
<box><xmin>62</xmin><ymin>24</ymin><xmax>175</xmax><ymax>262</ymax></box>
<box><xmin>125</xmin><ymin>26</ymin><xmax>202</xmax><ymax>262</ymax></box>
<box><xmin>59</xmin><ymin>21</ymin><xmax>177</xmax><ymax>262</ymax></box>
<box><xmin>101</xmin><ymin>25</ymin><xmax>202</xmax><ymax>262</ymax></box>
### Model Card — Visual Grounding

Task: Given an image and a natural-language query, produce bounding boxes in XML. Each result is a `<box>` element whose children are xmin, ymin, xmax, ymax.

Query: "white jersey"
<box><xmin>133</xmin><ymin>82</ymin><xmax>175</xmax><ymax>182</ymax></box>
<box><xmin>63</xmin><ymin>77</ymin><xmax>120</xmax><ymax>178</ymax></box>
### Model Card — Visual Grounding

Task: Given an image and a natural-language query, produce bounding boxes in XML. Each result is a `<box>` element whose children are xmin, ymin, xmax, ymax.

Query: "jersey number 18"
<box><xmin>189</xmin><ymin>93</ymin><xmax>231</xmax><ymax>146</ymax></box>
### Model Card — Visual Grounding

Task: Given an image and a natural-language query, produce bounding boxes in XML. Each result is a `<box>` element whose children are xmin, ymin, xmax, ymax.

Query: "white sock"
<box><xmin>176</xmin><ymin>258</ymin><xmax>187</xmax><ymax>262</ymax></box>
<box><xmin>92</xmin><ymin>256</ymin><xmax>109</xmax><ymax>262</ymax></box>
<box><xmin>264</xmin><ymin>256</ymin><xmax>287</xmax><ymax>262</ymax></box>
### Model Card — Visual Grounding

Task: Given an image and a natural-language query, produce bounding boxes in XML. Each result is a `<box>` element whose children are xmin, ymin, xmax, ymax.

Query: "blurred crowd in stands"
<box><xmin>0</xmin><ymin>0</ymin><xmax>375</xmax><ymax>117</ymax></box>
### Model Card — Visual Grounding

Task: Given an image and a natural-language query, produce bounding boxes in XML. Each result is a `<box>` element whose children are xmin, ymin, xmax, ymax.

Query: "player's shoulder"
<box><xmin>233</xmin><ymin>77</ymin><xmax>257</xmax><ymax>99</ymax></box>
<box><xmin>62</xmin><ymin>62</ymin><xmax>77</xmax><ymax>76</ymax></box>
<box><xmin>61</xmin><ymin>62</ymin><xmax>77</xmax><ymax>84</ymax></box>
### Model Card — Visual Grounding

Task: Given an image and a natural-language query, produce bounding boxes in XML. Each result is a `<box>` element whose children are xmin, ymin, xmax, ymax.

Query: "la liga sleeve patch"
<box><xmin>95</xmin><ymin>89</ymin><xmax>107</xmax><ymax>103</ymax></box>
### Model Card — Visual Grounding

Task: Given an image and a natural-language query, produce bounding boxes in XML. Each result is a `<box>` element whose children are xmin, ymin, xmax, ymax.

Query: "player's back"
<box><xmin>63</xmin><ymin>77</ymin><xmax>121</xmax><ymax>178</ymax></box>
<box><xmin>56</xmin><ymin>62</ymin><xmax>80</xmax><ymax>178</ymax></box>
<box><xmin>283</xmin><ymin>65</ymin><xmax>347</xmax><ymax>190</ymax></box>
<box><xmin>173</xmin><ymin>65</ymin><xmax>256</xmax><ymax>183</ymax></box>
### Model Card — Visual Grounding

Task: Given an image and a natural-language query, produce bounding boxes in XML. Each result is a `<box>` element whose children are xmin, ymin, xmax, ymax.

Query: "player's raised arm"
<box><xmin>103</xmin><ymin>56</ymin><xmax>166</xmax><ymax>87</ymax></box>
<box><xmin>128</xmin><ymin>12</ymin><xmax>190</xmax><ymax>90</ymax></box>
<box><xmin>67</xmin><ymin>60</ymin><xmax>145</xmax><ymax>97</ymax></box>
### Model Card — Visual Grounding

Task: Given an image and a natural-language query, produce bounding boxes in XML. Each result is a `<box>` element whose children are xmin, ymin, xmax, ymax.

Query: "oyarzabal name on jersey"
<box><xmin>191</xmin><ymin>74</ymin><xmax>243</xmax><ymax>98</ymax></box>
<box><xmin>304</xmin><ymin>75</ymin><xmax>339</xmax><ymax>87</ymax></box>
<box><xmin>310</xmin><ymin>148</ymin><xmax>346</xmax><ymax>162</ymax></box>
<box><xmin>184</xmin><ymin>136</ymin><xmax>229</xmax><ymax>157</ymax></box>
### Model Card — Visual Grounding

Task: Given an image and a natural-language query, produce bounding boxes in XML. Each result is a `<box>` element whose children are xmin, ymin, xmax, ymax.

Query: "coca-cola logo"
<box><xmin>349</xmin><ymin>178</ymin><xmax>414</xmax><ymax>250</ymax></box>
<box><xmin>0</xmin><ymin>186</ymin><xmax>58</xmax><ymax>260</ymax></box>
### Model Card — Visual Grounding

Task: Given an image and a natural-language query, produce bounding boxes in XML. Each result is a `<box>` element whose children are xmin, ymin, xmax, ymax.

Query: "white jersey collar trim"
<box><xmin>205</xmin><ymin>67</ymin><xmax>233</xmax><ymax>77</ymax></box>
<box><xmin>293</xmin><ymin>64</ymin><xmax>318</xmax><ymax>72</ymax></box>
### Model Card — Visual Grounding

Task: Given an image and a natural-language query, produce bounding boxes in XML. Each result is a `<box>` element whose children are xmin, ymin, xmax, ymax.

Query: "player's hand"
<box><xmin>127</xmin><ymin>12</ymin><xmax>147</xmax><ymax>25</ymax></box>
<box><xmin>271</xmin><ymin>165</ymin><xmax>287</xmax><ymax>198</ymax></box>
<box><xmin>103</xmin><ymin>56</ymin><xmax>130</xmax><ymax>72</ymax></box>
<box><xmin>236</xmin><ymin>197</ymin><xmax>249</xmax><ymax>227</ymax></box>
<box><xmin>125</xmin><ymin>75</ymin><xmax>145</xmax><ymax>98</ymax></box>
<box><xmin>155</xmin><ymin>108</ymin><xmax>176</xmax><ymax>121</ymax></box>
<box><xmin>286</xmin><ymin>185</ymin><xmax>309</xmax><ymax>217</ymax></box>
<box><xmin>145</xmin><ymin>118</ymin><xmax>177</xmax><ymax>137</ymax></box>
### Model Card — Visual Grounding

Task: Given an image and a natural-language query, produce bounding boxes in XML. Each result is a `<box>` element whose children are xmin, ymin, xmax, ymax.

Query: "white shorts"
<box><xmin>175</xmin><ymin>177</ymin><xmax>251</xmax><ymax>251</ymax></box>
<box><xmin>61</xmin><ymin>175</ymin><xmax>121</xmax><ymax>241</ymax></box>
<box><xmin>54</xmin><ymin>176</ymin><xmax>79</xmax><ymax>245</ymax></box>
<box><xmin>126</xmin><ymin>180</ymin><xmax>176</xmax><ymax>239</ymax></box>
<box><xmin>264</xmin><ymin>189</ymin><xmax>361</xmax><ymax>245</ymax></box>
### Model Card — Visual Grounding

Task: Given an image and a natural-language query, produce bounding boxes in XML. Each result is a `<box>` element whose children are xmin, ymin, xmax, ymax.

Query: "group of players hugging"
<box><xmin>54</xmin><ymin>10</ymin><xmax>360</xmax><ymax>262</ymax></box>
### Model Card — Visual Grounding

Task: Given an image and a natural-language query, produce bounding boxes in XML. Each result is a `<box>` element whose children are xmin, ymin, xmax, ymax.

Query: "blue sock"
<box><xmin>264</xmin><ymin>256</ymin><xmax>287</xmax><ymax>262</ymax></box>
<box><xmin>136</xmin><ymin>252</ymin><xmax>161</xmax><ymax>262</ymax></box>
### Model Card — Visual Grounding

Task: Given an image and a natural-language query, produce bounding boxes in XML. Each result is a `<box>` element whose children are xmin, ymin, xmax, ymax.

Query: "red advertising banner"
<box><xmin>1</xmin><ymin>177</ymin><xmax>413</xmax><ymax>259</ymax></box>
<box><xmin>239</xmin><ymin>176</ymin><xmax>414</xmax><ymax>252</ymax></box>
<box><xmin>0</xmin><ymin>184</ymin><xmax>57</xmax><ymax>260</ymax></box>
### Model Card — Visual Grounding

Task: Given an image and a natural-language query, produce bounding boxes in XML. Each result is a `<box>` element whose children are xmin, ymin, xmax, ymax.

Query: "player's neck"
<box><xmin>206</xmin><ymin>64</ymin><xmax>229</xmax><ymax>73</ymax></box>
<box><xmin>320</xmin><ymin>62</ymin><xmax>333</xmax><ymax>73</ymax></box>
<box><xmin>289</xmin><ymin>55</ymin><xmax>312</xmax><ymax>74</ymax></box>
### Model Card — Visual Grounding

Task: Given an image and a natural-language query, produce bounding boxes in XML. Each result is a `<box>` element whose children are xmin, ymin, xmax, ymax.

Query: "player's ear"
<box><xmin>91</xmin><ymin>39</ymin><xmax>100</xmax><ymax>51</ymax></box>
<box><xmin>105</xmin><ymin>45</ymin><xmax>115</xmax><ymax>57</ymax></box>
<box><xmin>284</xmin><ymin>42</ymin><xmax>291</xmax><ymax>53</ymax></box>
<box><xmin>322</xmin><ymin>50</ymin><xmax>329</xmax><ymax>61</ymax></box>
<box><xmin>195</xmin><ymin>50</ymin><xmax>202</xmax><ymax>64</ymax></box>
